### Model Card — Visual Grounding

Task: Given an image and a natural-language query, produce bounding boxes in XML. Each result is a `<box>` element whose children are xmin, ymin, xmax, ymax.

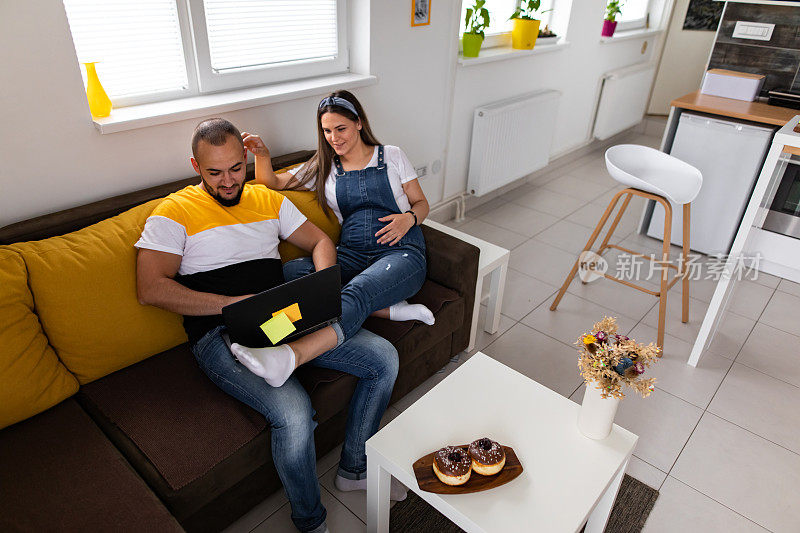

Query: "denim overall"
<box><xmin>335</xmin><ymin>145</ymin><xmax>425</xmax><ymax>263</ymax></box>
<box><xmin>285</xmin><ymin>145</ymin><xmax>428</xmax><ymax>344</ymax></box>
<box><xmin>331</xmin><ymin>145</ymin><xmax>428</xmax><ymax>340</ymax></box>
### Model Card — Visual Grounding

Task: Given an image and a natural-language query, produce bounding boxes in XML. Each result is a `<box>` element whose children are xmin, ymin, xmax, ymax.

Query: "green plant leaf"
<box><xmin>465</xmin><ymin>7</ymin><xmax>473</xmax><ymax>29</ymax></box>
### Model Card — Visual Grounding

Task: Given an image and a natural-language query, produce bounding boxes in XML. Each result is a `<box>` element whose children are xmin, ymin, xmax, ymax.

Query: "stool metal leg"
<box><xmin>656</xmin><ymin>197</ymin><xmax>673</xmax><ymax>349</ymax></box>
<box><xmin>550</xmin><ymin>190</ymin><xmax>629</xmax><ymax>312</ymax></box>
<box><xmin>682</xmin><ymin>203</ymin><xmax>690</xmax><ymax>324</ymax></box>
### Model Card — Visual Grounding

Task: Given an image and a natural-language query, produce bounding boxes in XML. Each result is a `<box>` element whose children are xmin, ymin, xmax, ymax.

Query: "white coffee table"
<box><xmin>366</xmin><ymin>352</ymin><xmax>638</xmax><ymax>533</ymax></box>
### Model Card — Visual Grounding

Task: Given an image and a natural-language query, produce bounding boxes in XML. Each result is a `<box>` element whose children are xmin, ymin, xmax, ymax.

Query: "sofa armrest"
<box><xmin>421</xmin><ymin>225</ymin><xmax>480</xmax><ymax>355</ymax></box>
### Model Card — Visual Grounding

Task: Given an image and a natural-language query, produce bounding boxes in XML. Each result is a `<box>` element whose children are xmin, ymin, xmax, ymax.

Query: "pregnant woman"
<box><xmin>231</xmin><ymin>90</ymin><xmax>434</xmax><ymax>384</ymax></box>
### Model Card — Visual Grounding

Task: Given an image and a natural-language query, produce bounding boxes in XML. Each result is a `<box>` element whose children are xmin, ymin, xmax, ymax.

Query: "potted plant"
<box><xmin>575</xmin><ymin>317</ymin><xmax>661</xmax><ymax>439</ymax></box>
<box><xmin>463</xmin><ymin>0</ymin><xmax>490</xmax><ymax>58</ymax></box>
<box><xmin>537</xmin><ymin>24</ymin><xmax>558</xmax><ymax>45</ymax></box>
<box><xmin>603</xmin><ymin>0</ymin><xmax>623</xmax><ymax>37</ymax></box>
<box><xmin>509</xmin><ymin>0</ymin><xmax>547</xmax><ymax>50</ymax></box>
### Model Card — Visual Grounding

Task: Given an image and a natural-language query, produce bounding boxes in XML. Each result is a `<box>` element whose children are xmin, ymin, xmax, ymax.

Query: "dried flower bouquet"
<box><xmin>576</xmin><ymin>317</ymin><xmax>661</xmax><ymax>399</ymax></box>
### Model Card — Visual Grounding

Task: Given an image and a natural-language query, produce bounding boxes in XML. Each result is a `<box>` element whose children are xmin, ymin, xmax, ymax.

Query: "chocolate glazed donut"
<box><xmin>468</xmin><ymin>437</ymin><xmax>506</xmax><ymax>476</ymax></box>
<box><xmin>432</xmin><ymin>446</ymin><xmax>472</xmax><ymax>486</ymax></box>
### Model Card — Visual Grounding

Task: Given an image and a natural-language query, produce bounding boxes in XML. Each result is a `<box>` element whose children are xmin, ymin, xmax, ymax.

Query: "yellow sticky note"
<box><xmin>272</xmin><ymin>303</ymin><xmax>302</xmax><ymax>323</ymax></box>
<box><xmin>260</xmin><ymin>312</ymin><xmax>296</xmax><ymax>344</ymax></box>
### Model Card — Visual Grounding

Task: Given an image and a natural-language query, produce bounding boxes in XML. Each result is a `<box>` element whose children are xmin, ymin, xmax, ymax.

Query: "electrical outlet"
<box><xmin>415</xmin><ymin>165</ymin><xmax>427</xmax><ymax>178</ymax></box>
<box><xmin>732</xmin><ymin>21</ymin><xmax>774</xmax><ymax>41</ymax></box>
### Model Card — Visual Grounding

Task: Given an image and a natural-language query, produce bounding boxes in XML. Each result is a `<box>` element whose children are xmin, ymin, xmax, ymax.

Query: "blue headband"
<box><xmin>318</xmin><ymin>96</ymin><xmax>359</xmax><ymax>117</ymax></box>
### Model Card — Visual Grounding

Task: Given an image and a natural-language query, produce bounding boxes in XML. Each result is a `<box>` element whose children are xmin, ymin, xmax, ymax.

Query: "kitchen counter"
<box><xmin>690</xmin><ymin>117</ymin><xmax>800</xmax><ymax>366</ymax></box>
<box><xmin>670</xmin><ymin>90</ymin><xmax>798</xmax><ymax>127</ymax></box>
<box><xmin>644</xmin><ymin>91</ymin><xmax>800</xmax><ymax>367</ymax></box>
<box><xmin>641</xmin><ymin>91</ymin><xmax>798</xmax><ymax>230</ymax></box>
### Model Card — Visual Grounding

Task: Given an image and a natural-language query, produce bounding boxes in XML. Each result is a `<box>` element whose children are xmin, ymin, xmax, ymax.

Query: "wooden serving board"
<box><xmin>412</xmin><ymin>445</ymin><xmax>523</xmax><ymax>494</ymax></box>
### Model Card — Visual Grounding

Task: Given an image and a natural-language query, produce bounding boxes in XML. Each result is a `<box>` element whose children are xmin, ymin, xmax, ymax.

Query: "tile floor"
<box><xmin>226</xmin><ymin>129</ymin><xmax>800</xmax><ymax>532</ymax></box>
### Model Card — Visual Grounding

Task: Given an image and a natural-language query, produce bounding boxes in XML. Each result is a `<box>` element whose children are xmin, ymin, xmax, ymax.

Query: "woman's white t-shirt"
<box><xmin>288</xmin><ymin>145</ymin><xmax>417</xmax><ymax>223</ymax></box>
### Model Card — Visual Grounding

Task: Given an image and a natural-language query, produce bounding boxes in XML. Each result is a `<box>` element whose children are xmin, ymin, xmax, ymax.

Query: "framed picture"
<box><xmin>412</xmin><ymin>0</ymin><xmax>430</xmax><ymax>27</ymax></box>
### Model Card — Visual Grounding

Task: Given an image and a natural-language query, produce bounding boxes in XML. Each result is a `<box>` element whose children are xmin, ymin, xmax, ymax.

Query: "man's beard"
<box><xmin>201</xmin><ymin>177</ymin><xmax>243</xmax><ymax>207</ymax></box>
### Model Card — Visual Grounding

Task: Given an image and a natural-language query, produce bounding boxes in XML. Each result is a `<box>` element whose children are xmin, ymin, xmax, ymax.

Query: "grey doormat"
<box><xmin>389</xmin><ymin>474</ymin><xmax>658</xmax><ymax>532</ymax></box>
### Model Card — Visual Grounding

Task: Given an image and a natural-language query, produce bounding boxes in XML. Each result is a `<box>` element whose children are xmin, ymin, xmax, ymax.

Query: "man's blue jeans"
<box><xmin>191</xmin><ymin>325</ymin><xmax>398</xmax><ymax>532</ymax></box>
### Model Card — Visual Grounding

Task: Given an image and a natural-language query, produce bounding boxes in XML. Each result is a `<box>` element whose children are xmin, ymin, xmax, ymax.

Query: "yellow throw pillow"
<box><xmin>10</xmin><ymin>199</ymin><xmax>187</xmax><ymax>384</ymax></box>
<box><xmin>279</xmin><ymin>190</ymin><xmax>341</xmax><ymax>262</ymax></box>
<box><xmin>0</xmin><ymin>247</ymin><xmax>79</xmax><ymax>429</ymax></box>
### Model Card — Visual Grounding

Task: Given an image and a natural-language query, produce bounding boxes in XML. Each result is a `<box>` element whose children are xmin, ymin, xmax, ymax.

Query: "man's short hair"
<box><xmin>191</xmin><ymin>118</ymin><xmax>244</xmax><ymax>159</ymax></box>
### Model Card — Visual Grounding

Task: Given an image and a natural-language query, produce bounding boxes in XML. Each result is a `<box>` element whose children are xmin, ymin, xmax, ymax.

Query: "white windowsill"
<box><xmin>599</xmin><ymin>28</ymin><xmax>663</xmax><ymax>44</ymax></box>
<box><xmin>458</xmin><ymin>40</ymin><xmax>570</xmax><ymax>67</ymax></box>
<box><xmin>92</xmin><ymin>72</ymin><xmax>378</xmax><ymax>134</ymax></box>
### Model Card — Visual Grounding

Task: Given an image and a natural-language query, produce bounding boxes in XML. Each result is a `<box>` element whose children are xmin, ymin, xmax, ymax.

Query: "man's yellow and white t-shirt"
<box><xmin>135</xmin><ymin>183</ymin><xmax>307</xmax><ymax>343</ymax></box>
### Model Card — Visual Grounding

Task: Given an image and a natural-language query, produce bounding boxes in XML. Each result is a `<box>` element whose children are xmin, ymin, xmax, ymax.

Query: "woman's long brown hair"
<box><xmin>290</xmin><ymin>90</ymin><xmax>381</xmax><ymax>212</ymax></box>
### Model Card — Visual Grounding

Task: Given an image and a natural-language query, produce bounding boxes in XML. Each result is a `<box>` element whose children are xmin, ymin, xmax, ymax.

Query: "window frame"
<box><xmin>68</xmin><ymin>0</ymin><xmax>350</xmax><ymax>108</ymax></box>
<box><xmin>185</xmin><ymin>0</ymin><xmax>349</xmax><ymax>94</ymax></box>
<box><xmin>614</xmin><ymin>0</ymin><xmax>652</xmax><ymax>32</ymax></box>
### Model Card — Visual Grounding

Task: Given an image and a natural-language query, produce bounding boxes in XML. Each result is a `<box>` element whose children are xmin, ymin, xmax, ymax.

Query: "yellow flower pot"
<box><xmin>511</xmin><ymin>18</ymin><xmax>540</xmax><ymax>50</ymax></box>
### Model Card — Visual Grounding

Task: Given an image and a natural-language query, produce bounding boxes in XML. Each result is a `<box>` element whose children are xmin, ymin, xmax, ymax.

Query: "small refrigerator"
<box><xmin>647</xmin><ymin>112</ymin><xmax>775</xmax><ymax>255</ymax></box>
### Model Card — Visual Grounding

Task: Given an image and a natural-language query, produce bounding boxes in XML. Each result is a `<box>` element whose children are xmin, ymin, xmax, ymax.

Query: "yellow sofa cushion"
<box><xmin>9</xmin><ymin>199</ymin><xmax>187</xmax><ymax>384</ymax></box>
<box><xmin>0</xmin><ymin>247</ymin><xmax>79</xmax><ymax>429</ymax></box>
<box><xmin>279</xmin><ymin>189</ymin><xmax>341</xmax><ymax>262</ymax></box>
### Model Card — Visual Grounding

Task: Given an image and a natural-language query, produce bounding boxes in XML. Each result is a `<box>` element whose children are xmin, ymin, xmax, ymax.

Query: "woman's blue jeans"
<box><xmin>284</xmin><ymin>247</ymin><xmax>426</xmax><ymax>343</ymax></box>
<box><xmin>191</xmin><ymin>325</ymin><xmax>398</xmax><ymax>532</ymax></box>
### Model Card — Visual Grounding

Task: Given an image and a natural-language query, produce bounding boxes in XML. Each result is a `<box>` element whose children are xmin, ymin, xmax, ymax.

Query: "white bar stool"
<box><xmin>550</xmin><ymin>144</ymin><xmax>703</xmax><ymax>348</ymax></box>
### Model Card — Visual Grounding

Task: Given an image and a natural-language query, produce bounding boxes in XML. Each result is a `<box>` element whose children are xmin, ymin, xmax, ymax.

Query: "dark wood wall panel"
<box><xmin>708</xmin><ymin>3</ymin><xmax>800</xmax><ymax>95</ymax></box>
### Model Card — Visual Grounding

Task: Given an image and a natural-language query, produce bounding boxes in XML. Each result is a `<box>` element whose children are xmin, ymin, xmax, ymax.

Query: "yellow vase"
<box><xmin>83</xmin><ymin>62</ymin><xmax>112</xmax><ymax>118</ymax></box>
<box><xmin>511</xmin><ymin>18</ymin><xmax>540</xmax><ymax>50</ymax></box>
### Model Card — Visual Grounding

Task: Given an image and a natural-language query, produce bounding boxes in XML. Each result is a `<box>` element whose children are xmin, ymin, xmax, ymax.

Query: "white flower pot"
<box><xmin>578</xmin><ymin>382</ymin><xmax>621</xmax><ymax>440</ymax></box>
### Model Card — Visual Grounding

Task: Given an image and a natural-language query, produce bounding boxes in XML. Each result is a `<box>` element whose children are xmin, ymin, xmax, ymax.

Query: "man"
<box><xmin>135</xmin><ymin>118</ymin><xmax>402</xmax><ymax>533</ymax></box>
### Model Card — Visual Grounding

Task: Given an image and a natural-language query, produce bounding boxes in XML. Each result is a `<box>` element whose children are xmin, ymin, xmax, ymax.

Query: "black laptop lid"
<box><xmin>221</xmin><ymin>264</ymin><xmax>341</xmax><ymax>348</ymax></box>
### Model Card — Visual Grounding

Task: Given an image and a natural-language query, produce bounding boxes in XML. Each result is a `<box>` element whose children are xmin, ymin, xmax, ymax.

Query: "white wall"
<box><xmin>648</xmin><ymin>0</ymin><xmax>715</xmax><ymax>115</ymax></box>
<box><xmin>0</xmin><ymin>0</ymin><xmax>666</xmax><ymax>227</ymax></box>
<box><xmin>444</xmin><ymin>0</ymin><xmax>662</xmax><ymax>200</ymax></box>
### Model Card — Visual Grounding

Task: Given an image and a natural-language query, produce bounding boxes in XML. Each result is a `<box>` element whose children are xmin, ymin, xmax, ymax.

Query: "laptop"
<box><xmin>222</xmin><ymin>264</ymin><xmax>341</xmax><ymax>348</ymax></box>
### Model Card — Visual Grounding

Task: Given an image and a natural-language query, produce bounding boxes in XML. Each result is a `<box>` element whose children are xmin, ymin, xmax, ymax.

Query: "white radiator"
<box><xmin>593</xmin><ymin>62</ymin><xmax>657</xmax><ymax>140</ymax></box>
<box><xmin>467</xmin><ymin>90</ymin><xmax>560</xmax><ymax>197</ymax></box>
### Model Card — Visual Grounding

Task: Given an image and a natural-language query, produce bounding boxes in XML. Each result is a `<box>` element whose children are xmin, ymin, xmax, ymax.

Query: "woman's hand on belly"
<box><xmin>375</xmin><ymin>213</ymin><xmax>415</xmax><ymax>246</ymax></box>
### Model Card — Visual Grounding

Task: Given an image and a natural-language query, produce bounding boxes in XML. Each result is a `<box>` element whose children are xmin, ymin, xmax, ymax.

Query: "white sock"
<box><xmin>388</xmin><ymin>300</ymin><xmax>435</xmax><ymax>325</ymax></box>
<box><xmin>230</xmin><ymin>343</ymin><xmax>296</xmax><ymax>388</ymax></box>
<box><xmin>334</xmin><ymin>474</ymin><xmax>408</xmax><ymax>502</ymax></box>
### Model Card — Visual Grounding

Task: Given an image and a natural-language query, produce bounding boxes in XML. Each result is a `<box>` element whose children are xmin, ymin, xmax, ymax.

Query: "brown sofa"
<box><xmin>0</xmin><ymin>151</ymin><xmax>479</xmax><ymax>532</ymax></box>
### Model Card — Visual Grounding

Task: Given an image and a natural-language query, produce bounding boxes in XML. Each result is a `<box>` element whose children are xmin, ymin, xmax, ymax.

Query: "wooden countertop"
<box><xmin>671</xmin><ymin>91</ymin><xmax>799</xmax><ymax>126</ymax></box>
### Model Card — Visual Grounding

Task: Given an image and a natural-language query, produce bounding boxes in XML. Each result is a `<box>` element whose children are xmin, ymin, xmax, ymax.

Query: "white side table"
<box><xmin>366</xmin><ymin>352</ymin><xmax>638</xmax><ymax>532</ymax></box>
<box><xmin>424</xmin><ymin>220</ymin><xmax>510</xmax><ymax>352</ymax></box>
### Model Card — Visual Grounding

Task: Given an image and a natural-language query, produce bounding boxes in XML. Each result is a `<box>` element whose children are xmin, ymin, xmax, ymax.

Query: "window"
<box><xmin>459</xmin><ymin>0</ymin><xmax>555</xmax><ymax>49</ymax></box>
<box><xmin>63</xmin><ymin>0</ymin><xmax>348</xmax><ymax>107</ymax></box>
<box><xmin>614</xmin><ymin>0</ymin><xmax>651</xmax><ymax>32</ymax></box>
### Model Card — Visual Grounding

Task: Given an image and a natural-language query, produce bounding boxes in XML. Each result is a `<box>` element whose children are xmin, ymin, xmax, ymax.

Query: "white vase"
<box><xmin>578</xmin><ymin>382</ymin><xmax>621</xmax><ymax>439</ymax></box>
